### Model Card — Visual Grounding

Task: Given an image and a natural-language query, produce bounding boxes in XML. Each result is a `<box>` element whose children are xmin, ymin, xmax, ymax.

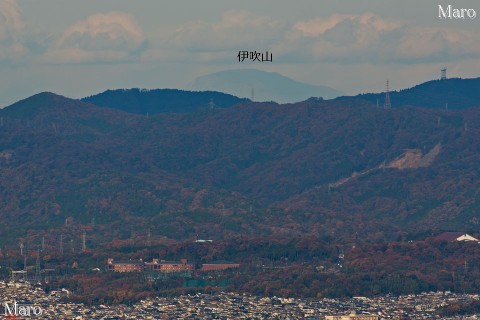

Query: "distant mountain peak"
<box><xmin>15</xmin><ymin>91</ymin><xmax>64</xmax><ymax>104</ymax></box>
<box><xmin>1</xmin><ymin>92</ymin><xmax>77</xmax><ymax>117</ymax></box>
<box><xmin>188</xmin><ymin>68</ymin><xmax>343</xmax><ymax>103</ymax></box>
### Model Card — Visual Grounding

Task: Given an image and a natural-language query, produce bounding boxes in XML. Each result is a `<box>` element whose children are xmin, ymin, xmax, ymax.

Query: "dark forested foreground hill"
<box><xmin>0</xmin><ymin>92</ymin><xmax>479</xmax><ymax>246</ymax></box>
<box><xmin>337</xmin><ymin>77</ymin><xmax>480</xmax><ymax>110</ymax></box>
<box><xmin>82</xmin><ymin>88</ymin><xmax>249</xmax><ymax>115</ymax></box>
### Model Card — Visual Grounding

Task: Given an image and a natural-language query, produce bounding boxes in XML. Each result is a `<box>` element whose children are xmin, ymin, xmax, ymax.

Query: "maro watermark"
<box><xmin>3</xmin><ymin>301</ymin><xmax>43</xmax><ymax>317</ymax></box>
<box><xmin>438</xmin><ymin>4</ymin><xmax>477</xmax><ymax>19</ymax></box>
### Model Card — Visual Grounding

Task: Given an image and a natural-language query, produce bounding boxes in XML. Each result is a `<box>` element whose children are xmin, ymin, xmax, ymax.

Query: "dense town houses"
<box><xmin>1</xmin><ymin>281</ymin><xmax>479</xmax><ymax>319</ymax></box>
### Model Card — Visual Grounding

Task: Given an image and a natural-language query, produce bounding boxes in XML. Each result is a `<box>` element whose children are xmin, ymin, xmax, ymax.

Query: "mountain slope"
<box><xmin>0</xmin><ymin>93</ymin><xmax>256</xmax><ymax>244</ymax></box>
<box><xmin>0</xmin><ymin>92</ymin><xmax>479</xmax><ymax>246</ymax></box>
<box><xmin>188</xmin><ymin>69</ymin><xmax>343</xmax><ymax>103</ymax></box>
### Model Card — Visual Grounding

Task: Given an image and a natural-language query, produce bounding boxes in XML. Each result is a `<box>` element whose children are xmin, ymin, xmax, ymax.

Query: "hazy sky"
<box><xmin>1</xmin><ymin>0</ymin><xmax>480</xmax><ymax>106</ymax></box>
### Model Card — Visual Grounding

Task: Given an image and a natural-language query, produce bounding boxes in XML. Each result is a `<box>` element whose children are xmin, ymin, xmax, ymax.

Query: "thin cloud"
<box><xmin>142</xmin><ymin>10</ymin><xmax>285</xmax><ymax>63</ymax></box>
<box><xmin>0</xmin><ymin>0</ymin><xmax>26</xmax><ymax>61</ymax></box>
<box><xmin>4</xmin><ymin>6</ymin><xmax>480</xmax><ymax>67</ymax></box>
<box><xmin>42</xmin><ymin>12</ymin><xmax>146</xmax><ymax>64</ymax></box>
<box><xmin>141</xmin><ymin>11</ymin><xmax>480</xmax><ymax>66</ymax></box>
<box><xmin>172</xmin><ymin>10</ymin><xmax>285</xmax><ymax>50</ymax></box>
<box><xmin>293</xmin><ymin>14</ymin><xmax>400</xmax><ymax>37</ymax></box>
<box><xmin>291</xmin><ymin>13</ymin><xmax>480</xmax><ymax>64</ymax></box>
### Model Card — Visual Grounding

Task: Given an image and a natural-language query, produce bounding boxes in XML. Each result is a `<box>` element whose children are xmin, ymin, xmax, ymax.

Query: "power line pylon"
<box><xmin>384</xmin><ymin>80</ymin><xmax>391</xmax><ymax>109</ymax></box>
<box><xmin>147</xmin><ymin>228</ymin><xmax>151</xmax><ymax>247</ymax></box>
<box><xmin>82</xmin><ymin>231</ymin><xmax>86</xmax><ymax>252</ymax></box>
<box><xmin>35</xmin><ymin>248</ymin><xmax>41</xmax><ymax>282</ymax></box>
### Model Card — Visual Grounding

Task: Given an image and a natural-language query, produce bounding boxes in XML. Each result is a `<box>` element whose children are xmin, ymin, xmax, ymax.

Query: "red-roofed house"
<box><xmin>107</xmin><ymin>258</ymin><xmax>144</xmax><ymax>272</ymax></box>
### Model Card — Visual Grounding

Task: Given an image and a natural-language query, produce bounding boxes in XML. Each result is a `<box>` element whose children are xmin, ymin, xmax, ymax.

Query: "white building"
<box><xmin>435</xmin><ymin>232</ymin><xmax>479</xmax><ymax>243</ymax></box>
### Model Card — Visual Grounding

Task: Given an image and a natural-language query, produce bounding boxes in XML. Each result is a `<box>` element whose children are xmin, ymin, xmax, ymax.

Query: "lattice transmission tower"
<box><xmin>384</xmin><ymin>80</ymin><xmax>391</xmax><ymax>109</ymax></box>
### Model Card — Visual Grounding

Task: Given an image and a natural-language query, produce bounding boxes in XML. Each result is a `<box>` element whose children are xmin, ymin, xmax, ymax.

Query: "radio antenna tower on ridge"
<box><xmin>384</xmin><ymin>80</ymin><xmax>391</xmax><ymax>109</ymax></box>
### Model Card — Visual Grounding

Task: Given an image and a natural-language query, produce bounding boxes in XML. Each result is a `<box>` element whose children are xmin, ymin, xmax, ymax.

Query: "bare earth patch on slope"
<box><xmin>387</xmin><ymin>143</ymin><xmax>441</xmax><ymax>169</ymax></box>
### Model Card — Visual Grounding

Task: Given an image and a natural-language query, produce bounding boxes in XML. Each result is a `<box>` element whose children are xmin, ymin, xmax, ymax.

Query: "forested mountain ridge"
<box><xmin>337</xmin><ymin>77</ymin><xmax>480</xmax><ymax>110</ymax></box>
<box><xmin>80</xmin><ymin>77</ymin><xmax>480</xmax><ymax>115</ymax></box>
<box><xmin>82</xmin><ymin>88</ymin><xmax>249</xmax><ymax>115</ymax></box>
<box><xmin>0</xmin><ymin>91</ymin><xmax>479</xmax><ymax>246</ymax></box>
